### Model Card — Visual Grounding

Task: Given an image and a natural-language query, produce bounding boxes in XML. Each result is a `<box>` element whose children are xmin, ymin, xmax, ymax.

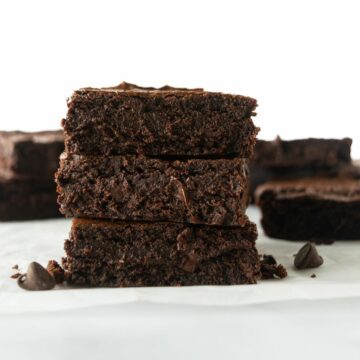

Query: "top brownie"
<box><xmin>252</xmin><ymin>137</ymin><xmax>352</xmax><ymax>169</ymax></box>
<box><xmin>62</xmin><ymin>82</ymin><xmax>258</xmax><ymax>157</ymax></box>
<box><xmin>0</xmin><ymin>130</ymin><xmax>64</xmax><ymax>179</ymax></box>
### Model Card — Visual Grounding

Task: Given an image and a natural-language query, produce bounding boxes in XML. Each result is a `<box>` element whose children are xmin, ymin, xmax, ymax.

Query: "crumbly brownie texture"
<box><xmin>63</xmin><ymin>218</ymin><xmax>261</xmax><ymax>287</ymax></box>
<box><xmin>249</xmin><ymin>137</ymin><xmax>352</xmax><ymax>198</ymax></box>
<box><xmin>0</xmin><ymin>177</ymin><xmax>60</xmax><ymax>221</ymax></box>
<box><xmin>56</xmin><ymin>154</ymin><xmax>249</xmax><ymax>226</ymax></box>
<box><xmin>63</xmin><ymin>82</ymin><xmax>258</xmax><ymax>158</ymax></box>
<box><xmin>0</xmin><ymin>130</ymin><xmax>64</xmax><ymax>179</ymax></box>
<box><xmin>256</xmin><ymin>178</ymin><xmax>360</xmax><ymax>241</ymax></box>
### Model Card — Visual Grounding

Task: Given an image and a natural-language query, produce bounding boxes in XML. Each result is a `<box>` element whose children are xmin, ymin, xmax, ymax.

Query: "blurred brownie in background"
<box><xmin>250</xmin><ymin>137</ymin><xmax>352</xmax><ymax>198</ymax></box>
<box><xmin>0</xmin><ymin>130</ymin><xmax>63</xmax><ymax>221</ymax></box>
<box><xmin>0</xmin><ymin>177</ymin><xmax>61</xmax><ymax>221</ymax></box>
<box><xmin>0</xmin><ymin>131</ymin><xmax>63</xmax><ymax>179</ymax></box>
<box><xmin>256</xmin><ymin>178</ymin><xmax>360</xmax><ymax>241</ymax></box>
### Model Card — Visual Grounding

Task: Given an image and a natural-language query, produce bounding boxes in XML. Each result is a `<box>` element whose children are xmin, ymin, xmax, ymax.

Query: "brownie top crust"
<box><xmin>256</xmin><ymin>178</ymin><xmax>360</xmax><ymax>202</ymax></box>
<box><xmin>81</xmin><ymin>81</ymin><xmax>204</xmax><ymax>93</ymax></box>
<box><xmin>252</xmin><ymin>137</ymin><xmax>352</xmax><ymax>169</ymax></box>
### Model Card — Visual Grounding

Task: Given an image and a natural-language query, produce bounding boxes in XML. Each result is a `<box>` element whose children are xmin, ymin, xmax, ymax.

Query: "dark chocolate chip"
<box><xmin>12</xmin><ymin>264</ymin><xmax>19</xmax><ymax>270</ymax></box>
<box><xmin>294</xmin><ymin>242</ymin><xmax>324</xmax><ymax>269</ymax></box>
<box><xmin>182</xmin><ymin>251</ymin><xmax>198</xmax><ymax>273</ymax></box>
<box><xmin>176</xmin><ymin>228</ymin><xmax>192</xmax><ymax>251</ymax></box>
<box><xmin>17</xmin><ymin>262</ymin><xmax>55</xmax><ymax>291</ymax></box>
<box><xmin>311</xmin><ymin>273</ymin><xmax>316</xmax><ymax>278</ymax></box>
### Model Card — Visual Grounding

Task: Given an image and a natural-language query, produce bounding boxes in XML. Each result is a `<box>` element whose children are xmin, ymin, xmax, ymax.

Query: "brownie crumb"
<box><xmin>12</xmin><ymin>264</ymin><xmax>19</xmax><ymax>270</ymax></box>
<box><xmin>260</xmin><ymin>254</ymin><xmax>288</xmax><ymax>279</ymax></box>
<box><xmin>311</xmin><ymin>273</ymin><xmax>316</xmax><ymax>278</ymax></box>
<box><xmin>47</xmin><ymin>260</ymin><xmax>65</xmax><ymax>284</ymax></box>
<box><xmin>10</xmin><ymin>272</ymin><xmax>21</xmax><ymax>279</ymax></box>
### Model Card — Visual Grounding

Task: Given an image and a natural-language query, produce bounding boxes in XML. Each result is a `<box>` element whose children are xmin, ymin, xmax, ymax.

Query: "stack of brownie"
<box><xmin>0</xmin><ymin>131</ymin><xmax>63</xmax><ymax>221</ymax></box>
<box><xmin>56</xmin><ymin>82</ymin><xmax>264</xmax><ymax>286</ymax></box>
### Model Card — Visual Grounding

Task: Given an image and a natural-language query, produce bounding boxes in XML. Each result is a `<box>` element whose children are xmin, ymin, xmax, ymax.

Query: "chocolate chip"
<box><xmin>176</xmin><ymin>228</ymin><xmax>192</xmax><ymax>251</ymax></box>
<box><xmin>182</xmin><ymin>251</ymin><xmax>198</xmax><ymax>273</ymax></box>
<box><xmin>170</xmin><ymin>177</ymin><xmax>189</xmax><ymax>207</ymax></box>
<box><xmin>311</xmin><ymin>273</ymin><xmax>316</xmax><ymax>278</ymax></box>
<box><xmin>17</xmin><ymin>262</ymin><xmax>55</xmax><ymax>291</ymax></box>
<box><xmin>12</xmin><ymin>264</ymin><xmax>19</xmax><ymax>270</ymax></box>
<box><xmin>294</xmin><ymin>242</ymin><xmax>324</xmax><ymax>269</ymax></box>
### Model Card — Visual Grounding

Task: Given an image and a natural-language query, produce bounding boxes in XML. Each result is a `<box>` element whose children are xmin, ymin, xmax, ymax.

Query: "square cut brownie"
<box><xmin>63</xmin><ymin>218</ymin><xmax>261</xmax><ymax>286</ymax></box>
<box><xmin>0</xmin><ymin>130</ymin><xmax>64</xmax><ymax>179</ymax></box>
<box><xmin>256</xmin><ymin>178</ymin><xmax>360</xmax><ymax>241</ymax></box>
<box><xmin>250</xmin><ymin>137</ymin><xmax>352</xmax><ymax>197</ymax></box>
<box><xmin>0</xmin><ymin>176</ymin><xmax>60</xmax><ymax>221</ymax></box>
<box><xmin>56</xmin><ymin>154</ymin><xmax>249</xmax><ymax>226</ymax></box>
<box><xmin>63</xmin><ymin>82</ymin><xmax>258</xmax><ymax>158</ymax></box>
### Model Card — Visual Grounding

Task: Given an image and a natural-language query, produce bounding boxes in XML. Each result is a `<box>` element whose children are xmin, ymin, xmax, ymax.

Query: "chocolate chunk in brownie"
<box><xmin>56</xmin><ymin>154</ymin><xmax>250</xmax><ymax>226</ymax></box>
<box><xmin>63</xmin><ymin>218</ymin><xmax>261</xmax><ymax>287</ymax></box>
<box><xmin>0</xmin><ymin>130</ymin><xmax>64</xmax><ymax>180</ymax></box>
<box><xmin>62</xmin><ymin>82</ymin><xmax>258</xmax><ymax>158</ymax></box>
<box><xmin>0</xmin><ymin>177</ymin><xmax>60</xmax><ymax>221</ymax></box>
<box><xmin>256</xmin><ymin>178</ymin><xmax>360</xmax><ymax>241</ymax></box>
<box><xmin>250</xmin><ymin>137</ymin><xmax>352</xmax><ymax>197</ymax></box>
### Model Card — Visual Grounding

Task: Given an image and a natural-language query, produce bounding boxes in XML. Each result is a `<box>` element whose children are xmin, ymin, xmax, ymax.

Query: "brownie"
<box><xmin>250</xmin><ymin>137</ymin><xmax>352</xmax><ymax>197</ymax></box>
<box><xmin>0</xmin><ymin>176</ymin><xmax>60</xmax><ymax>221</ymax></box>
<box><xmin>63</xmin><ymin>218</ymin><xmax>261</xmax><ymax>286</ymax></box>
<box><xmin>338</xmin><ymin>160</ymin><xmax>360</xmax><ymax>179</ymax></box>
<box><xmin>0</xmin><ymin>130</ymin><xmax>64</xmax><ymax>179</ymax></box>
<box><xmin>56</xmin><ymin>154</ymin><xmax>249</xmax><ymax>226</ymax></box>
<box><xmin>62</xmin><ymin>82</ymin><xmax>258</xmax><ymax>158</ymax></box>
<box><xmin>256</xmin><ymin>178</ymin><xmax>360</xmax><ymax>241</ymax></box>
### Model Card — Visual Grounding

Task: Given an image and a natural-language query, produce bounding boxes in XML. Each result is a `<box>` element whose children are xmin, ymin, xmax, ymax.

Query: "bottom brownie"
<box><xmin>0</xmin><ymin>177</ymin><xmax>60</xmax><ymax>221</ymax></box>
<box><xmin>63</xmin><ymin>218</ymin><xmax>261</xmax><ymax>286</ymax></box>
<box><xmin>256</xmin><ymin>178</ymin><xmax>360</xmax><ymax>241</ymax></box>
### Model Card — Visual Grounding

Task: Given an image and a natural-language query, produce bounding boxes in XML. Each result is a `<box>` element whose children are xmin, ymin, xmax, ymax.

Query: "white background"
<box><xmin>0</xmin><ymin>0</ymin><xmax>359</xmax><ymax>154</ymax></box>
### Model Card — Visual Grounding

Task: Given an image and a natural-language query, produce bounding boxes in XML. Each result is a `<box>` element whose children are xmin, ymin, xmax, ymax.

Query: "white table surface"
<box><xmin>1</xmin><ymin>206</ymin><xmax>360</xmax><ymax>360</ymax></box>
